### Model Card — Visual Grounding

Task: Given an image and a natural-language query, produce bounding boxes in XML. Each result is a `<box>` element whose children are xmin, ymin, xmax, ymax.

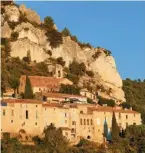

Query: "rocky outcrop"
<box><xmin>19</xmin><ymin>4</ymin><xmax>41</xmax><ymax>25</ymax></box>
<box><xmin>1</xmin><ymin>3</ymin><xmax>126</xmax><ymax>102</ymax></box>
<box><xmin>1</xmin><ymin>22</ymin><xmax>12</xmax><ymax>38</ymax></box>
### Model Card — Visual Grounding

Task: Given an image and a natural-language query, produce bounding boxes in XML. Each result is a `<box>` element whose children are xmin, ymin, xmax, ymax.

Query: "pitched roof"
<box><xmin>88</xmin><ymin>106</ymin><xmax>139</xmax><ymax>114</ymax></box>
<box><xmin>20</xmin><ymin>75</ymin><xmax>72</xmax><ymax>88</ymax></box>
<box><xmin>2</xmin><ymin>99</ymin><xmax>42</xmax><ymax>104</ymax></box>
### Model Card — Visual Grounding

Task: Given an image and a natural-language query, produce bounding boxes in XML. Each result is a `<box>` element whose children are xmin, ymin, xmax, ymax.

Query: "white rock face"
<box><xmin>11</xmin><ymin>39</ymin><xmax>49</xmax><ymax>62</ymax></box>
<box><xmin>2</xmin><ymin>3</ymin><xmax>125</xmax><ymax>102</ymax></box>
<box><xmin>1</xmin><ymin>22</ymin><xmax>12</xmax><ymax>38</ymax></box>
<box><xmin>19</xmin><ymin>4</ymin><xmax>41</xmax><ymax>25</ymax></box>
<box><xmin>5</xmin><ymin>5</ymin><xmax>20</xmax><ymax>22</ymax></box>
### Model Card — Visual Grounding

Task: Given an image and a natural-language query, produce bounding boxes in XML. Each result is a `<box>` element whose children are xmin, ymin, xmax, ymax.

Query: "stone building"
<box><xmin>1</xmin><ymin>99</ymin><xmax>142</xmax><ymax>144</ymax></box>
<box><xmin>19</xmin><ymin>75</ymin><xmax>73</xmax><ymax>94</ymax></box>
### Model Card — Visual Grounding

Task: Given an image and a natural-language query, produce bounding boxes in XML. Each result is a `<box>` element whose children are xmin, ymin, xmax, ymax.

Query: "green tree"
<box><xmin>56</xmin><ymin>57</ymin><xmax>65</xmax><ymax>66</ymax></box>
<box><xmin>24</xmin><ymin>75</ymin><xmax>33</xmax><ymax>99</ymax></box>
<box><xmin>62</xmin><ymin>27</ymin><xmax>71</xmax><ymax>37</ymax></box>
<box><xmin>112</xmin><ymin>112</ymin><xmax>120</xmax><ymax>142</ymax></box>
<box><xmin>44</xmin><ymin>16</ymin><xmax>54</xmax><ymax>28</ymax></box>
<box><xmin>9</xmin><ymin>75</ymin><xmax>20</xmax><ymax>97</ymax></box>
<box><xmin>43</xmin><ymin>123</ymin><xmax>69</xmax><ymax>153</ymax></box>
<box><xmin>45</xmin><ymin>28</ymin><xmax>63</xmax><ymax>48</ymax></box>
<box><xmin>59</xmin><ymin>84</ymin><xmax>80</xmax><ymax>95</ymax></box>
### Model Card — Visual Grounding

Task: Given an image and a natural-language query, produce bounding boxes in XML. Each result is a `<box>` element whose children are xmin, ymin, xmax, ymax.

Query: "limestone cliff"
<box><xmin>1</xmin><ymin>3</ymin><xmax>125</xmax><ymax>102</ymax></box>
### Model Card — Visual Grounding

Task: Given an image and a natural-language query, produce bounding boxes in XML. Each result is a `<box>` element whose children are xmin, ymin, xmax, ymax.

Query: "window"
<box><xmin>80</xmin><ymin>119</ymin><xmax>82</xmax><ymax>125</ymax></box>
<box><xmin>12</xmin><ymin>110</ymin><xmax>14</xmax><ymax>116</ymax></box>
<box><xmin>90</xmin><ymin>119</ymin><xmax>93</xmax><ymax>125</ymax></box>
<box><xmin>11</xmin><ymin>120</ymin><xmax>13</xmax><ymax>123</ymax></box>
<box><xmin>36</xmin><ymin>111</ymin><xmax>38</xmax><ymax>119</ymax></box>
<box><xmin>3</xmin><ymin>110</ymin><xmax>6</xmax><ymax>116</ymax></box>
<box><xmin>65</xmin><ymin>120</ymin><xmax>67</xmax><ymax>124</ymax></box>
<box><xmin>58</xmin><ymin>70</ymin><xmax>61</xmax><ymax>77</ymax></box>
<box><xmin>36</xmin><ymin>105</ymin><xmax>37</xmax><ymax>107</ymax></box>
<box><xmin>126</xmin><ymin>115</ymin><xmax>128</xmax><ymax>119</ymax></box>
<box><xmin>104</xmin><ymin>112</ymin><xmax>106</xmax><ymax>115</ymax></box>
<box><xmin>35</xmin><ymin>122</ymin><xmax>37</xmax><ymax>125</ymax></box>
<box><xmin>87</xmin><ymin>119</ymin><xmax>89</xmax><ymax>125</ymax></box>
<box><xmin>84</xmin><ymin>119</ymin><xmax>86</xmax><ymax>125</ymax></box>
<box><xmin>134</xmin><ymin>114</ymin><xmax>136</xmax><ymax>117</ymax></box>
<box><xmin>26</xmin><ymin>110</ymin><xmax>29</xmax><ymax>119</ymax></box>
<box><xmin>72</xmin><ymin>121</ymin><xmax>76</xmax><ymax>125</ymax></box>
<box><xmin>65</xmin><ymin>113</ymin><xmax>67</xmax><ymax>117</ymax></box>
<box><xmin>133</xmin><ymin>122</ymin><xmax>136</xmax><ymax>126</ymax></box>
<box><xmin>80</xmin><ymin>111</ymin><xmax>83</xmax><ymax>114</ymax></box>
<box><xmin>71</xmin><ymin>128</ymin><xmax>75</xmax><ymax>133</ymax></box>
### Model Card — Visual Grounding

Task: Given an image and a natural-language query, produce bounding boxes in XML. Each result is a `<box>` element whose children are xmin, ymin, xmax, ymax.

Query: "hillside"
<box><xmin>1</xmin><ymin>1</ymin><xmax>126</xmax><ymax>103</ymax></box>
<box><xmin>123</xmin><ymin>79</ymin><xmax>145</xmax><ymax>123</ymax></box>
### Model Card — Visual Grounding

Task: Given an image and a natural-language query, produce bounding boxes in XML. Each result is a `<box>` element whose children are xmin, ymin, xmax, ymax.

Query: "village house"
<box><xmin>19</xmin><ymin>75</ymin><xmax>73</xmax><ymax>94</ymax></box>
<box><xmin>1</xmin><ymin>99</ymin><xmax>142</xmax><ymax>144</ymax></box>
<box><xmin>40</xmin><ymin>92</ymin><xmax>88</xmax><ymax>103</ymax></box>
<box><xmin>80</xmin><ymin>88</ymin><xmax>98</xmax><ymax>103</ymax></box>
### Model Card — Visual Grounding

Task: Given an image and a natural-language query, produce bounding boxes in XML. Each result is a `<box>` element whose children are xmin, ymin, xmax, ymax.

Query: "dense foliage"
<box><xmin>98</xmin><ymin>97</ymin><xmax>115</xmax><ymax>107</ymax></box>
<box><xmin>59</xmin><ymin>84</ymin><xmax>80</xmax><ymax>95</ymax></box>
<box><xmin>2</xmin><ymin>124</ymin><xmax>145</xmax><ymax>153</ymax></box>
<box><xmin>123</xmin><ymin>79</ymin><xmax>145</xmax><ymax>124</ymax></box>
<box><xmin>24</xmin><ymin>76</ymin><xmax>33</xmax><ymax>99</ymax></box>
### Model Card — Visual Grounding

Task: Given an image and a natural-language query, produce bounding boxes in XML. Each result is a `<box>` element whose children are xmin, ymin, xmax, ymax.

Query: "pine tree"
<box><xmin>112</xmin><ymin>111</ymin><xmax>120</xmax><ymax>142</ymax></box>
<box><xmin>24</xmin><ymin>76</ymin><xmax>33</xmax><ymax>99</ymax></box>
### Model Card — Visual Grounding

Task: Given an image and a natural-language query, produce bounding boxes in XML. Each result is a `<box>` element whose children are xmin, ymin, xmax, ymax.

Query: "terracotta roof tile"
<box><xmin>2</xmin><ymin>99</ymin><xmax>42</xmax><ymax>104</ymax></box>
<box><xmin>21</xmin><ymin>75</ymin><xmax>71</xmax><ymax>88</ymax></box>
<box><xmin>88</xmin><ymin>106</ymin><xmax>139</xmax><ymax>114</ymax></box>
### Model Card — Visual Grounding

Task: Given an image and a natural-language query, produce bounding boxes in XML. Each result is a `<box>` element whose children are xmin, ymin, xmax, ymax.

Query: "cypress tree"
<box><xmin>24</xmin><ymin>76</ymin><xmax>33</xmax><ymax>99</ymax></box>
<box><xmin>112</xmin><ymin>111</ymin><xmax>120</xmax><ymax>142</ymax></box>
<box><xmin>104</xmin><ymin>117</ymin><xmax>108</xmax><ymax>139</ymax></box>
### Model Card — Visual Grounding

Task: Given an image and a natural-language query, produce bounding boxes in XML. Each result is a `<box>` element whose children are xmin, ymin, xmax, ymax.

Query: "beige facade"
<box><xmin>1</xmin><ymin>99</ymin><xmax>142</xmax><ymax>144</ymax></box>
<box><xmin>80</xmin><ymin>88</ymin><xmax>97</xmax><ymax>102</ymax></box>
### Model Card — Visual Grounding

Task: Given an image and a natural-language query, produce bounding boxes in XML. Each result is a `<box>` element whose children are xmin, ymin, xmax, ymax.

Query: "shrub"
<box><xmin>66</xmin><ymin>73</ymin><xmax>79</xmax><ymax>85</ymax></box>
<box><xmin>11</xmin><ymin>32</ymin><xmax>19</xmax><ymax>41</ymax></box>
<box><xmin>19</xmin><ymin>12</ymin><xmax>28</xmax><ymax>23</ymax></box>
<box><xmin>56</xmin><ymin>57</ymin><xmax>65</xmax><ymax>66</ymax></box>
<box><xmin>86</xmin><ymin>70</ymin><xmax>94</xmax><ymax>77</ymax></box>
<box><xmin>69</xmin><ymin>60</ymin><xmax>86</xmax><ymax>76</ymax></box>
<box><xmin>78</xmin><ymin>42</ymin><xmax>92</xmax><ymax>49</ymax></box>
<box><xmin>59</xmin><ymin>84</ymin><xmax>80</xmax><ymax>95</ymax></box>
<box><xmin>98</xmin><ymin>96</ymin><xmax>115</xmax><ymax>107</ymax></box>
<box><xmin>1</xmin><ymin>8</ymin><xmax>5</xmax><ymax>14</ymax></box>
<box><xmin>119</xmin><ymin>102</ymin><xmax>131</xmax><ymax>109</ymax></box>
<box><xmin>45</xmin><ymin>28</ymin><xmax>63</xmax><ymax>48</ymax></box>
<box><xmin>45</xmin><ymin>50</ymin><xmax>52</xmax><ymax>56</ymax></box>
<box><xmin>7</xmin><ymin>21</ymin><xmax>19</xmax><ymax>30</ymax></box>
<box><xmin>92</xmin><ymin>51</ymin><xmax>102</xmax><ymax>59</ymax></box>
<box><xmin>71</xmin><ymin>35</ymin><xmax>78</xmax><ymax>42</ymax></box>
<box><xmin>22</xmin><ymin>57</ymin><xmax>30</xmax><ymax>64</ymax></box>
<box><xmin>104</xmin><ymin>49</ymin><xmax>111</xmax><ymax>56</ymax></box>
<box><xmin>87</xmin><ymin>98</ymin><xmax>94</xmax><ymax>104</ymax></box>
